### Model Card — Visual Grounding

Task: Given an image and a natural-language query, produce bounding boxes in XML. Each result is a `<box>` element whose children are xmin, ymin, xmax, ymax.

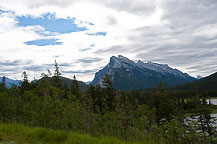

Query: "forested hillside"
<box><xmin>174</xmin><ymin>72</ymin><xmax>217</xmax><ymax>90</ymax></box>
<box><xmin>0</xmin><ymin>62</ymin><xmax>217</xmax><ymax>143</ymax></box>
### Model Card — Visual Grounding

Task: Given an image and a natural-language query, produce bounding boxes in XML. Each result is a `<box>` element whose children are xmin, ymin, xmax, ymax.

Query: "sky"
<box><xmin>0</xmin><ymin>0</ymin><xmax>217</xmax><ymax>81</ymax></box>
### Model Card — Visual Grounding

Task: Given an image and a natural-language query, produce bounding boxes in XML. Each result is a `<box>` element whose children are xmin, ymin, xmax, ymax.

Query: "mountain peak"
<box><xmin>137</xmin><ymin>60</ymin><xmax>144</xmax><ymax>64</ymax></box>
<box><xmin>109</xmin><ymin>55</ymin><xmax>136</xmax><ymax>68</ymax></box>
<box><xmin>118</xmin><ymin>55</ymin><xmax>129</xmax><ymax>60</ymax></box>
<box><xmin>91</xmin><ymin>55</ymin><xmax>196</xmax><ymax>90</ymax></box>
<box><xmin>147</xmin><ymin>61</ymin><xmax>153</xmax><ymax>64</ymax></box>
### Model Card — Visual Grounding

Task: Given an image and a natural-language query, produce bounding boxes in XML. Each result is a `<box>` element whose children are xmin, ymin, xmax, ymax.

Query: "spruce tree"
<box><xmin>20</xmin><ymin>71</ymin><xmax>30</xmax><ymax>95</ymax></box>
<box><xmin>2</xmin><ymin>76</ymin><xmax>6</xmax><ymax>89</ymax></box>
<box><xmin>52</xmin><ymin>60</ymin><xmax>62</xmax><ymax>88</ymax></box>
<box><xmin>0</xmin><ymin>76</ymin><xmax>6</xmax><ymax>91</ymax></box>
<box><xmin>54</xmin><ymin>60</ymin><xmax>61</xmax><ymax>77</ymax></box>
<box><xmin>70</xmin><ymin>75</ymin><xmax>80</xmax><ymax>99</ymax></box>
<box><xmin>102</xmin><ymin>74</ymin><xmax>116</xmax><ymax>112</ymax></box>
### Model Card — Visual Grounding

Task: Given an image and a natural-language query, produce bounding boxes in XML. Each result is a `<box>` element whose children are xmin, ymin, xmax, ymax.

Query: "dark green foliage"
<box><xmin>0</xmin><ymin>66</ymin><xmax>216</xmax><ymax>143</ymax></box>
<box><xmin>60</xmin><ymin>76</ymin><xmax>88</xmax><ymax>92</ymax></box>
<box><xmin>0</xmin><ymin>76</ymin><xmax>6</xmax><ymax>92</ymax></box>
<box><xmin>54</xmin><ymin>60</ymin><xmax>61</xmax><ymax>77</ymax></box>
<box><xmin>52</xmin><ymin>60</ymin><xmax>62</xmax><ymax>88</ymax></box>
<box><xmin>20</xmin><ymin>71</ymin><xmax>31</xmax><ymax>95</ymax></box>
<box><xmin>2</xmin><ymin>76</ymin><xmax>6</xmax><ymax>90</ymax></box>
<box><xmin>70</xmin><ymin>75</ymin><xmax>80</xmax><ymax>99</ymax></box>
<box><xmin>175</xmin><ymin>72</ymin><xmax>217</xmax><ymax>90</ymax></box>
<box><xmin>148</xmin><ymin>82</ymin><xmax>176</xmax><ymax>125</ymax></box>
<box><xmin>102</xmin><ymin>74</ymin><xmax>116</xmax><ymax>111</ymax></box>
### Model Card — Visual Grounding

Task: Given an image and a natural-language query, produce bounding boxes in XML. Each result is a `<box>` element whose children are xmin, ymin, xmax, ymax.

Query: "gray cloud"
<box><xmin>95</xmin><ymin>45</ymin><xmax>137</xmax><ymax>54</ymax></box>
<box><xmin>24</xmin><ymin>0</ymin><xmax>157</xmax><ymax>16</ymax></box>
<box><xmin>0</xmin><ymin>60</ymin><xmax>36</xmax><ymax>78</ymax></box>
<box><xmin>1</xmin><ymin>0</ymin><xmax>217</xmax><ymax>80</ymax></box>
<box><xmin>106</xmin><ymin>16</ymin><xmax>117</xmax><ymax>25</ymax></box>
<box><xmin>74</xmin><ymin>57</ymin><xmax>103</xmax><ymax>64</ymax></box>
<box><xmin>162</xmin><ymin>0</ymin><xmax>217</xmax><ymax>28</ymax></box>
<box><xmin>23</xmin><ymin>65</ymin><xmax>46</xmax><ymax>72</ymax></box>
<box><xmin>62</xmin><ymin>69</ymin><xmax>96</xmax><ymax>74</ymax></box>
<box><xmin>0</xmin><ymin>60</ymin><xmax>33</xmax><ymax>66</ymax></box>
<box><xmin>97</xmin><ymin>0</ymin><xmax>157</xmax><ymax>16</ymax></box>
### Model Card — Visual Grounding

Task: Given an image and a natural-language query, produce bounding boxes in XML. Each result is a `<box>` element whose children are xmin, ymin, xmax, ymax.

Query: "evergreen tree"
<box><xmin>0</xmin><ymin>76</ymin><xmax>6</xmax><ymax>91</ymax></box>
<box><xmin>20</xmin><ymin>71</ymin><xmax>30</xmax><ymax>95</ymax></box>
<box><xmin>148</xmin><ymin>82</ymin><xmax>176</xmax><ymax>125</ymax></box>
<box><xmin>2</xmin><ymin>76</ymin><xmax>6</xmax><ymax>90</ymax></box>
<box><xmin>102</xmin><ymin>74</ymin><xmax>116</xmax><ymax>111</ymax></box>
<box><xmin>87</xmin><ymin>85</ymin><xmax>106</xmax><ymax>113</ymax></box>
<box><xmin>70</xmin><ymin>75</ymin><xmax>80</xmax><ymax>100</ymax></box>
<box><xmin>51</xmin><ymin>60</ymin><xmax>62</xmax><ymax>88</ymax></box>
<box><xmin>54</xmin><ymin>60</ymin><xmax>61</xmax><ymax>77</ymax></box>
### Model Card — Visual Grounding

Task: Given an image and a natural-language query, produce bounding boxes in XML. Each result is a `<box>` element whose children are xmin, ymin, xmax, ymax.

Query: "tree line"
<box><xmin>0</xmin><ymin>61</ymin><xmax>216</xmax><ymax>143</ymax></box>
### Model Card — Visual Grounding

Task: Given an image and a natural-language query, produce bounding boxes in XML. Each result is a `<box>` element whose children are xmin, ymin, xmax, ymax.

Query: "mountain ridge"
<box><xmin>174</xmin><ymin>72</ymin><xmax>217</xmax><ymax>90</ymax></box>
<box><xmin>0</xmin><ymin>76</ymin><xmax>20</xmax><ymax>87</ymax></box>
<box><xmin>91</xmin><ymin>55</ymin><xmax>196</xmax><ymax>90</ymax></box>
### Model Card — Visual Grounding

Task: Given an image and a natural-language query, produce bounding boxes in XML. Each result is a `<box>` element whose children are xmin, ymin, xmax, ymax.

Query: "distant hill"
<box><xmin>174</xmin><ymin>72</ymin><xmax>217</xmax><ymax>90</ymax></box>
<box><xmin>91</xmin><ymin>55</ymin><xmax>196</xmax><ymax>90</ymax></box>
<box><xmin>59</xmin><ymin>76</ymin><xmax>88</xmax><ymax>92</ymax></box>
<box><xmin>39</xmin><ymin>76</ymin><xmax>88</xmax><ymax>92</ymax></box>
<box><xmin>0</xmin><ymin>76</ymin><xmax>20</xmax><ymax>87</ymax></box>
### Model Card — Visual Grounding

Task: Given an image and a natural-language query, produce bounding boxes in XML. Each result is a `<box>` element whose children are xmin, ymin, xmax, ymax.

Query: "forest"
<box><xmin>0</xmin><ymin>62</ymin><xmax>217</xmax><ymax>144</ymax></box>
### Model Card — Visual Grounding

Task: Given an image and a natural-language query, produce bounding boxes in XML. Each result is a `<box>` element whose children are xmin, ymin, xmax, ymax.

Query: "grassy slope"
<box><xmin>0</xmin><ymin>123</ymin><xmax>153</xmax><ymax>144</ymax></box>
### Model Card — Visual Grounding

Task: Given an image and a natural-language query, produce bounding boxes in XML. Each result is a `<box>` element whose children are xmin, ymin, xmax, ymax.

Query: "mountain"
<box><xmin>84</xmin><ymin>81</ymin><xmax>92</xmax><ymax>85</ymax></box>
<box><xmin>174</xmin><ymin>72</ymin><xmax>217</xmax><ymax>90</ymax></box>
<box><xmin>91</xmin><ymin>55</ymin><xmax>196</xmax><ymax>90</ymax></box>
<box><xmin>59</xmin><ymin>76</ymin><xmax>88</xmax><ymax>92</ymax></box>
<box><xmin>0</xmin><ymin>76</ymin><xmax>20</xmax><ymax>87</ymax></box>
<box><xmin>197</xmin><ymin>76</ymin><xmax>203</xmax><ymax>79</ymax></box>
<box><xmin>39</xmin><ymin>76</ymin><xmax>88</xmax><ymax>92</ymax></box>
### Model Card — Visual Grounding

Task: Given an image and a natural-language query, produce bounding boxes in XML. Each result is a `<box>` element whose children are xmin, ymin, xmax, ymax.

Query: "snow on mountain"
<box><xmin>91</xmin><ymin>55</ymin><xmax>196</xmax><ymax>90</ymax></box>
<box><xmin>109</xmin><ymin>55</ymin><xmax>192</xmax><ymax>79</ymax></box>
<box><xmin>137</xmin><ymin>60</ymin><xmax>190</xmax><ymax>79</ymax></box>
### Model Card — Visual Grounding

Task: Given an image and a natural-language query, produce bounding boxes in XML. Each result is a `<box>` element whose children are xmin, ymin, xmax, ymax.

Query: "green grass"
<box><xmin>0</xmin><ymin>123</ymin><xmax>152</xmax><ymax>144</ymax></box>
<box><xmin>207</xmin><ymin>97</ymin><xmax>217</xmax><ymax>99</ymax></box>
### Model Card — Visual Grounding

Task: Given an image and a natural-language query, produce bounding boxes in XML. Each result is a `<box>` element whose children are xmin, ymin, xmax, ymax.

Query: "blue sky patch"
<box><xmin>79</xmin><ymin>44</ymin><xmax>95</xmax><ymax>52</ymax></box>
<box><xmin>0</xmin><ymin>10</ymin><xmax>4</xmax><ymax>14</ymax></box>
<box><xmin>0</xmin><ymin>9</ymin><xmax>12</xmax><ymax>14</ymax></box>
<box><xmin>52</xmin><ymin>55</ymin><xmax>63</xmax><ymax>58</ymax></box>
<box><xmin>17</xmin><ymin>13</ymin><xmax>88</xmax><ymax>35</ymax></box>
<box><xmin>25</xmin><ymin>39</ymin><xmax>63</xmax><ymax>46</ymax></box>
<box><xmin>79</xmin><ymin>48</ymin><xmax>92</xmax><ymax>52</ymax></box>
<box><xmin>90</xmin><ymin>44</ymin><xmax>95</xmax><ymax>47</ymax></box>
<box><xmin>87</xmin><ymin>32</ymin><xmax>107</xmax><ymax>36</ymax></box>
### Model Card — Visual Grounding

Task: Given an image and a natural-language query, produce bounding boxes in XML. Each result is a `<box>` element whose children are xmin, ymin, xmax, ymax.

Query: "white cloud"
<box><xmin>0</xmin><ymin>0</ymin><xmax>217</xmax><ymax>81</ymax></box>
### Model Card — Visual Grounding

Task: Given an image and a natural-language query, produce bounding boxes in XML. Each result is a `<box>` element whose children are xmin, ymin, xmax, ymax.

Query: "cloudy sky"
<box><xmin>0</xmin><ymin>0</ymin><xmax>217</xmax><ymax>81</ymax></box>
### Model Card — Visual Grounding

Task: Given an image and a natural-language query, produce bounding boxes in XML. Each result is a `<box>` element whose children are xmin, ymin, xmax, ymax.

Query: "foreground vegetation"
<box><xmin>0</xmin><ymin>62</ymin><xmax>217</xmax><ymax>143</ymax></box>
<box><xmin>0</xmin><ymin>123</ymin><xmax>145</xmax><ymax>144</ymax></box>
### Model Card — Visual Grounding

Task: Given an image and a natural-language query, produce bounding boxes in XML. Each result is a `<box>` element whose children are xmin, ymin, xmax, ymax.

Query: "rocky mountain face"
<box><xmin>91</xmin><ymin>55</ymin><xmax>196</xmax><ymax>90</ymax></box>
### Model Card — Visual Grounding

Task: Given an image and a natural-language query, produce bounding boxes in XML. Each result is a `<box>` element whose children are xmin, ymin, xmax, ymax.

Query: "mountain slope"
<box><xmin>91</xmin><ymin>55</ymin><xmax>196</xmax><ymax>90</ymax></box>
<box><xmin>39</xmin><ymin>76</ymin><xmax>88</xmax><ymax>92</ymax></box>
<box><xmin>174</xmin><ymin>72</ymin><xmax>217</xmax><ymax>90</ymax></box>
<box><xmin>0</xmin><ymin>76</ymin><xmax>20</xmax><ymax>87</ymax></box>
<box><xmin>59</xmin><ymin>76</ymin><xmax>88</xmax><ymax>92</ymax></box>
